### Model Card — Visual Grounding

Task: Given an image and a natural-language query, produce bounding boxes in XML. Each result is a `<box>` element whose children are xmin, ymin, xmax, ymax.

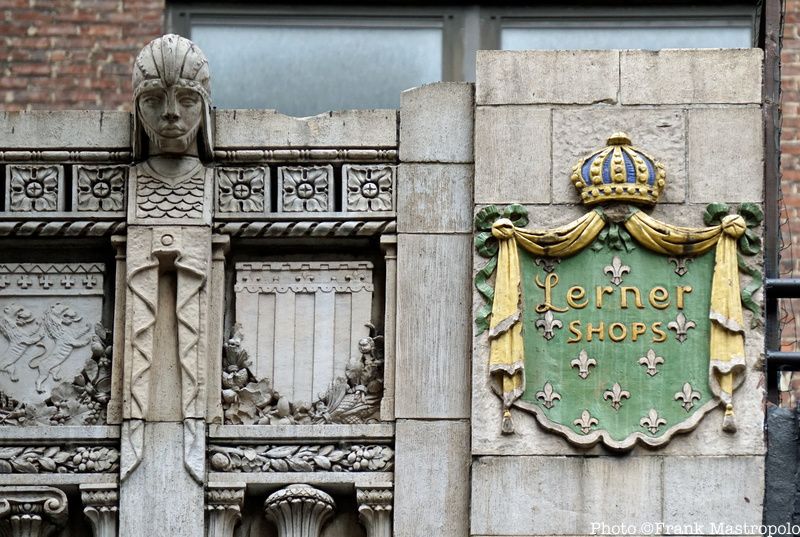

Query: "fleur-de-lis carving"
<box><xmin>603</xmin><ymin>256</ymin><xmax>630</xmax><ymax>286</ymax></box>
<box><xmin>535</xmin><ymin>311</ymin><xmax>563</xmax><ymax>341</ymax></box>
<box><xmin>674</xmin><ymin>382</ymin><xmax>702</xmax><ymax>411</ymax></box>
<box><xmin>573</xmin><ymin>409</ymin><xmax>599</xmax><ymax>434</ymax></box>
<box><xmin>640</xmin><ymin>409</ymin><xmax>667</xmax><ymax>434</ymax></box>
<box><xmin>570</xmin><ymin>349</ymin><xmax>597</xmax><ymax>379</ymax></box>
<box><xmin>669</xmin><ymin>257</ymin><xmax>692</xmax><ymax>276</ymax></box>
<box><xmin>638</xmin><ymin>349</ymin><xmax>665</xmax><ymax>377</ymax></box>
<box><xmin>667</xmin><ymin>312</ymin><xmax>696</xmax><ymax>343</ymax></box>
<box><xmin>535</xmin><ymin>382</ymin><xmax>561</xmax><ymax>409</ymax></box>
<box><xmin>603</xmin><ymin>382</ymin><xmax>631</xmax><ymax>410</ymax></box>
<box><xmin>534</xmin><ymin>257</ymin><xmax>560</xmax><ymax>273</ymax></box>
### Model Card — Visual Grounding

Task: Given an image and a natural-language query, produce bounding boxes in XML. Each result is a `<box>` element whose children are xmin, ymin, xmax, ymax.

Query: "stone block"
<box><xmin>215</xmin><ymin>109</ymin><xmax>397</xmax><ymax>148</ymax></box>
<box><xmin>476</xmin><ymin>50</ymin><xmax>619</xmax><ymax>105</ymax></box>
<box><xmin>663</xmin><ymin>456</ymin><xmax>764</xmax><ymax>529</ymax></box>
<box><xmin>119</xmin><ymin>422</ymin><xmax>204</xmax><ymax>537</ymax></box>
<box><xmin>552</xmin><ymin>108</ymin><xmax>686</xmax><ymax>204</ymax></box>
<box><xmin>0</xmin><ymin>111</ymin><xmax>130</xmax><ymax>149</ymax></box>
<box><xmin>399</xmin><ymin>82</ymin><xmax>474</xmax><ymax>163</ymax></box>
<box><xmin>397</xmin><ymin>164</ymin><xmax>473</xmax><ymax>233</ymax></box>
<box><xmin>471</xmin><ymin>456</ymin><xmax>662</xmax><ymax>535</ymax></box>
<box><xmin>396</xmin><ymin>234</ymin><xmax>471</xmax><ymax>419</ymax></box>
<box><xmin>474</xmin><ymin>106</ymin><xmax>551</xmax><ymax>204</ymax></box>
<box><xmin>394</xmin><ymin>420</ymin><xmax>470</xmax><ymax>537</ymax></box>
<box><xmin>688</xmin><ymin>107</ymin><xmax>763</xmax><ymax>203</ymax></box>
<box><xmin>620</xmin><ymin>49</ymin><xmax>763</xmax><ymax>105</ymax></box>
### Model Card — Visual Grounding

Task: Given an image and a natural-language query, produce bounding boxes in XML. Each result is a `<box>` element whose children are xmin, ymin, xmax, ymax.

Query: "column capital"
<box><xmin>205</xmin><ymin>483</ymin><xmax>245</xmax><ymax>537</ymax></box>
<box><xmin>80</xmin><ymin>484</ymin><xmax>118</xmax><ymax>537</ymax></box>
<box><xmin>263</xmin><ymin>484</ymin><xmax>335</xmax><ymax>537</ymax></box>
<box><xmin>356</xmin><ymin>483</ymin><xmax>393</xmax><ymax>537</ymax></box>
<box><xmin>0</xmin><ymin>486</ymin><xmax>68</xmax><ymax>537</ymax></box>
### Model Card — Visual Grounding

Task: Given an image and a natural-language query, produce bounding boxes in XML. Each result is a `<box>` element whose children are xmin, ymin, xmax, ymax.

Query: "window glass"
<box><xmin>502</xmin><ymin>21</ymin><xmax>753</xmax><ymax>50</ymax></box>
<box><xmin>191</xmin><ymin>23</ymin><xmax>443</xmax><ymax>116</ymax></box>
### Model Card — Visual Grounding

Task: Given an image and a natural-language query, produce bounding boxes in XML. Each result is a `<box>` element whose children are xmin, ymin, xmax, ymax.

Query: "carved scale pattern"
<box><xmin>136</xmin><ymin>175</ymin><xmax>205</xmax><ymax>219</ymax></box>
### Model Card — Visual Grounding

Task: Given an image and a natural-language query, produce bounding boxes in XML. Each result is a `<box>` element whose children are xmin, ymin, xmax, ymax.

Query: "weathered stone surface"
<box><xmin>215</xmin><ymin>109</ymin><xmax>397</xmax><ymax>148</ymax></box>
<box><xmin>764</xmin><ymin>407</ymin><xmax>798</xmax><ymax>530</ymax></box>
<box><xmin>399</xmin><ymin>83</ymin><xmax>474</xmax><ymax>163</ymax></box>
<box><xmin>688</xmin><ymin>107</ymin><xmax>763</xmax><ymax>203</ymax></box>
<box><xmin>663</xmin><ymin>456</ymin><xmax>764</xmax><ymax>528</ymax></box>
<box><xmin>396</xmin><ymin>234</ymin><xmax>471</xmax><ymax>419</ymax></box>
<box><xmin>394</xmin><ymin>420</ymin><xmax>470</xmax><ymax>537</ymax></box>
<box><xmin>397</xmin><ymin>164</ymin><xmax>473</xmax><ymax>233</ymax></box>
<box><xmin>0</xmin><ymin>111</ymin><xmax>130</xmax><ymax>148</ymax></box>
<box><xmin>476</xmin><ymin>50</ymin><xmax>619</xmax><ymax>105</ymax></box>
<box><xmin>119</xmin><ymin>422</ymin><xmax>204</xmax><ymax>537</ymax></box>
<box><xmin>620</xmin><ymin>49</ymin><xmax>763</xmax><ymax>105</ymax></box>
<box><xmin>474</xmin><ymin>106</ymin><xmax>551</xmax><ymax>204</ymax></box>
<box><xmin>552</xmin><ymin>108</ymin><xmax>686</xmax><ymax>204</ymax></box>
<box><xmin>471</xmin><ymin>456</ymin><xmax>661</xmax><ymax>535</ymax></box>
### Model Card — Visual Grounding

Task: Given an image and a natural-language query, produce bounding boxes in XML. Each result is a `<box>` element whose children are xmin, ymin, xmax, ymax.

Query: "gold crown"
<box><xmin>570</xmin><ymin>132</ymin><xmax>666</xmax><ymax>206</ymax></box>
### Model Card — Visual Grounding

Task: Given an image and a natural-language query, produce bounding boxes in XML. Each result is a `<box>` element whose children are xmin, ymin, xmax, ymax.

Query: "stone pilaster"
<box><xmin>0</xmin><ymin>486</ymin><xmax>68</xmax><ymax>537</ymax></box>
<box><xmin>356</xmin><ymin>484</ymin><xmax>393</xmax><ymax>537</ymax></box>
<box><xmin>205</xmin><ymin>483</ymin><xmax>245</xmax><ymax>537</ymax></box>
<box><xmin>263</xmin><ymin>484</ymin><xmax>335</xmax><ymax>537</ymax></box>
<box><xmin>80</xmin><ymin>484</ymin><xmax>118</xmax><ymax>537</ymax></box>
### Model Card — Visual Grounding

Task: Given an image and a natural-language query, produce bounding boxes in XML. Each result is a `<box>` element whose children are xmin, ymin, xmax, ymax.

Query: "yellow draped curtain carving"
<box><xmin>488</xmin><ymin>208</ymin><xmax>747</xmax><ymax>433</ymax></box>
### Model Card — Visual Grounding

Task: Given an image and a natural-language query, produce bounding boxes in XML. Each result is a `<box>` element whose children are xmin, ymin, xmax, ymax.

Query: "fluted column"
<box><xmin>80</xmin><ymin>484</ymin><xmax>117</xmax><ymax>537</ymax></box>
<box><xmin>0</xmin><ymin>487</ymin><xmax>68</xmax><ymax>537</ymax></box>
<box><xmin>205</xmin><ymin>483</ymin><xmax>244</xmax><ymax>537</ymax></box>
<box><xmin>263</xmin><ymin>484</ymin><xmax>335</xmax><ymax>537</ymax></box>
<box><xmin>356</xmin><ymin>484</ymin><xmax>393</xmax><ymax>537</ymax></box>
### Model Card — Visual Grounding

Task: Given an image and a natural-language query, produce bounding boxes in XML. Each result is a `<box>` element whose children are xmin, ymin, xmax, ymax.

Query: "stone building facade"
<box><xmin>0</xmin><ymin>2</ymin><xmax>780</xmax><ymax>536</ymax></box>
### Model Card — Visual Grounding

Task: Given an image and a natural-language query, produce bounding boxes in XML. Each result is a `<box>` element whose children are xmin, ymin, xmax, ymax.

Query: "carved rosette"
<box><xmin>5</xmin><ymin>166</ymin><xmax>64</xmax><ymax>213</ymax></box>
<box><xmin>80</xmin><ymin>484</ymin><xmax>117</xmax><ymax>537</ymax></box>
<box><xmin>279</xmin><ymin>166</ymin><xmax>331</xmax><ymax>212</ymax></box>
<box><xmin>0</xmin><ymin>486</ymin><xmax>68</xmax><ymax>537</ymax></box>
<box><xmin>205</xmin><ymin>484</ymin><xmax>245</xmax><ymax>537</ymax></box>
<box><xmin>343</xmin><ymin>165</ymin><xmax>394</xmax><ymax>212</ymax></box>
<box><xmin>74</xmin><ymin>165</ymin><xmax>126</xmax><ymax>213</ymax></box>
<box><xmin>356</xmin><ymin>485</ymin><xmax>393</xmax><ymax>537</ymax></box>
<box><xmin>263</xmin><ymin>484</ymin><xmax>335</xmax><ymax>537</ymax></box>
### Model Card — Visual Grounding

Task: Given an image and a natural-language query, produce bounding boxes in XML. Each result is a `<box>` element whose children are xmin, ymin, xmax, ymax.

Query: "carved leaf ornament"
<box><xmin>474</xmin><ymin>134</ymin><xmax>760</xmax><ymax>449</ymax></box>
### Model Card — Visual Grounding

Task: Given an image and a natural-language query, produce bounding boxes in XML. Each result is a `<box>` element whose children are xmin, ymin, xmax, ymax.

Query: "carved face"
<box><xmin>137</xmin><ymin>86</ymin><xmax>204</xmax><ymax>155</ymax></box>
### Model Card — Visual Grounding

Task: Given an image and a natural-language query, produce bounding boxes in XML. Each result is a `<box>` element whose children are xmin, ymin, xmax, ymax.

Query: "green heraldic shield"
<box><xmin>474</xmin><ymin>133</ymin><xmax>762</xmax><ymax>450</ymax></box>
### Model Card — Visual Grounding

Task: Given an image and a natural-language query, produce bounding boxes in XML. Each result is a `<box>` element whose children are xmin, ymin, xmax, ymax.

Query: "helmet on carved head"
<box><xmin>132</xmin><ymin>34</ymin><xmax>213</xmax><ymax>161</ymax></box>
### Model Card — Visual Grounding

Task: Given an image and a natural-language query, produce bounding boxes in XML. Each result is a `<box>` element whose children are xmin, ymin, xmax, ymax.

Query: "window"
<box><xmin>169</xmin><ymin>3</ymin><xmax>758</xmax><ymax>116</ymax></box>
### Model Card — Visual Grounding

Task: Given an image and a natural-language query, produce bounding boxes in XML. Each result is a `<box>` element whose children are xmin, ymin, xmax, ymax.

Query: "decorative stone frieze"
<box><xmin>356</xmin><ymin>484</ymin><xmax>393</xmax><ymax>537</ymax></box>
<box><xmin>5</xmin><ymin>166</ymin><xmax>64</xmax><ymax>213</ymax></box>
<box><xmin>74</xmin><ymin>165</ymin><xmax>126</xmax><ymax>214</ymax></box>
<box><xmin>0</xmin><ymin>263</ymin><xmax>107</xmax><ymax>423</ymax></box>
<box><xmin>213</xmin><ymin>148</ymin><xmax>397</xmax><ymax>163</ymax></box>
<box><xmin>0</xmin><ymin>446</ymin><xmax>119</xmax><ymax>473</ymax></box>
<box><xmin>205</xmin><ymin>483</ymin><xmax>245</xmax><ymax>537</ymax></box>
<box><xmin>263</xmin><ymin>484</ymin><xmax>335</xmax><ymax>537</ymax></box>
<box><xmin>0</xmin><ymin>221</ymin><xmax>126</xmax><ymax>238</ymax></box>
<box><xmin>0</xmin><ymin>486</ymin><xmax>68</xmax><ymax>537</ymax></box>
<box><xmin>208</xmin><ymin>443</ymin><xmax>394</xmax><ymax>472</ymax></box>
<box><xmin>278</xmin><ymin>166</ymin><xmax>332</xmax><ymax>212</ymax></box>
<box><xmin>80</xmin><ymin>484</ymin><xmax>118</xmax><ymax>537</ymax></box>
<box><xmin>216</xmin><ymin>167</ymin><xmax>268</xmax><ymax>214</ymax></box>
<box><xmin>343</xmin><ymin>165</ymin><xmax>395</xmax><ymax>212</ymax></box>
<box><xmin>213</xmin><ymin>220</ymin><xmax>395</xmax><ymax>238</ymax></box>
<box><xmin>233</xmin><ymin>261</ymin><xmax>375</xmax><ymax>410</ymax></box>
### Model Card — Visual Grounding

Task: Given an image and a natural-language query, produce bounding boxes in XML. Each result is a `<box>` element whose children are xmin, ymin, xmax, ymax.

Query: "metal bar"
<box><xmin>766</xmin><ymin>351</ymin><xmax>800</xmax><ymax>368</ymax></box>
<box><xmin>762</xmin><ymin>0</ymin><xmax>785</xmax><ymax>402</ymax></box>
<box><xmin>765</xmin><ymin>278</ymin><xmax>800</xmax><ymax>298</ymax></box>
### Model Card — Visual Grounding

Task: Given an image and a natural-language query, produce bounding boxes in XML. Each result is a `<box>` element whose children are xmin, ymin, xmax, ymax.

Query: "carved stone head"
<box><xmin>132</xmin><ymin>34</ymin><xmax>213</xmax><ymax>160</ymax></box>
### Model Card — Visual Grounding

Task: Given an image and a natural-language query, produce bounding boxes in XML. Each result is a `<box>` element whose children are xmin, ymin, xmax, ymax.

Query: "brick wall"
<box><xmin>1</xmin><ymin>0</ymin><xmax>164</xmax><ymax>111</ymax></box>
<box><xmin>781</xmin><ymin>0</ymin><xmax>800</xmax><ymax>406</ymax></box>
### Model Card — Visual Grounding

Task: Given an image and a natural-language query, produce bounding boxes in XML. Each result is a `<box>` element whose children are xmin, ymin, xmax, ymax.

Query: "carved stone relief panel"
<box><xmin>278</xmin><ymin>166</ymin><xmax>333</xmax><ymax>212</ymax></box>
<box><xmin>73</xmin><ymin>165</ymin><xmax>127</xmax><ymax>215</ymax></box>
<box><xmin>0</xmin><ymin>263</ymin><xmax>107</xmax><ymax>424</ymax></box>
<box><xmin>343</xmin><ymin>165</ymin><xmax>395</xmax><ymax>213</ymax></box>
<box><xmin>216</xmin><ymin>166</ymin><xmax>269</xmax><ymax>214</ymax></box>
<box><xmin>233</xmin><ymin>262</ymin><xmax>374</xmax><ymax>412</ymax></box>
<box><xmin>5</xmin><ymin>165</ymin><xmax>65</xmax><ymax>213</ymax></box>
